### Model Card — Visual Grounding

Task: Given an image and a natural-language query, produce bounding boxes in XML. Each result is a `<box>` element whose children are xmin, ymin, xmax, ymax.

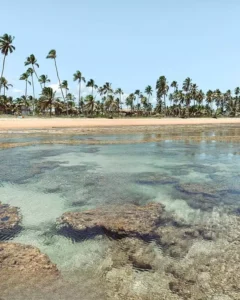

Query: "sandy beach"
<box><xmin>0</xmin><ymin>117</ymin><xmax>240</xmax><ymax>131</ymax></box>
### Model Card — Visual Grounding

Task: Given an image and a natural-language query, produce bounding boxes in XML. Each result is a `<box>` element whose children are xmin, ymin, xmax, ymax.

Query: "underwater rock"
<box><xmin>135</xmin><ymin>172</ymin><xmax>178</xmax><ymax>185</ymax></box>
<box><xmin>176</xmin><ymin>183</ymin><xmax>219</xmax><ymax>198</ymax></box>
<box><xmin>0</xmin><ymin>242</ymin><xmax>60</xmax><ymax>287</ymax></box>
<box><xmin>166</xmin><ymin>241</ymin><xmax>240</xmax><ymax>300</ymax></box>
<box><xmin>57</xmin><ymin>203</ymin><xmax>165</xmax><ymax>239</ymax></box>
<box><xmin>0</xmin><ymin>202</ymin><xmax>21</xmax><ymax>239</ymax></box>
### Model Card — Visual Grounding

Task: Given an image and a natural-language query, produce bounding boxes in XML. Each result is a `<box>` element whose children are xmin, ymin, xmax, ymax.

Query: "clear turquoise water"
<box><xmin>0</xmin><ymin>130</ymin><xmax>240</xmax><ymax>298</ymax></box>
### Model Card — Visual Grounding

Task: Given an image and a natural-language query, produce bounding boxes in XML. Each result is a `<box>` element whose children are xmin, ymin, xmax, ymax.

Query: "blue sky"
<box><xmin>1</xmin><ymin>0</ymin><xmax>240</xmax><ymax>102</ymax></box>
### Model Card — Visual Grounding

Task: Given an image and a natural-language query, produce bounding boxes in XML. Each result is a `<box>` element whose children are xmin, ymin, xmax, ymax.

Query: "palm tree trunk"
<box><xmin>65</xmin><ymin>89</ymin><xmax>69</xmax><ymax>116</ymax></box>
<box><xmin>32</xmin><ymin>65</ymin><xmax>42</xmax><ymax>90</ymax></box>
<box><xmin>53</xmin><ymin>58</ymin><xmax>66</xmax><ymax>114</ymax></box>
<box><xmin>3</xmin><ymin>86</ymin><xmax>6</xmax><ymax>96</ymax></box>
<box><xmin>92</xmin><ymin>86</ymin><xmax>94</xmax><ymax>96</ymax></box>
<box><xmin>25</xmin><ymin>80</ymin><xmax>27</xmax><ymax>98</ymax></box>
<box><xmin>0</xmin><ymin>54</ymin><xmax>6</xmax><ymax>95</ymax></box>
<box><xmin>79</xmin><ymin>80</ymin><xmax>81</xmax><ymax>114</ymax></box>
<box><xmin>31</xmin><ymin>74</ymin><xmax>35</xmax><ymax>115</ymax></box>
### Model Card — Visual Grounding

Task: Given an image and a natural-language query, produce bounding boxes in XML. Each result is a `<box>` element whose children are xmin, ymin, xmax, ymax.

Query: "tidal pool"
<box><xmin>0</xmin><ymin>127</ymin><xmax>239</xmax><ymax>299</ymax></box>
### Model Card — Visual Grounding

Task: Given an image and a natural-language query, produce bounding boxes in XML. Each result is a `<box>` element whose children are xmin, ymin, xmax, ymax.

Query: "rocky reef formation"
<box><xmin>134</xmin><ymin>172</ymin><xmax>178</xmax><ymax>185</ymax></box>
<box><xmin>57</xmin><ymin>203</ymin><xmax>166</xmax><ymax>239</ymax></box>
<box><xmin>57</xmin><ymin>202</ymin><xmax>216</xmax><ymax>259</ymax></box>
<box><xmin>0</xmin><ymin>202</ymin><xmax>21</xmax><ymax>239</ymax></box>
<box><xmin>0</xmin><ymin>242</ymin><xmax>60</xmax><ymax>298</ymax></box>
<box><xmin>176</xmin><ymin>182</ymin><xmax>240</xmax><ymax>213</ymax></box>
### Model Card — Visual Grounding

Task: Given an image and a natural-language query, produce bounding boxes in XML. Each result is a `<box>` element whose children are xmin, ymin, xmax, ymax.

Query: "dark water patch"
<box><xmin>133</xmin><ymin>172</ymin><xmax>178</xmax><ymax>186</ymax></box>
<box><xmin>0</xmin><ymin>225</ymin><xmax>22</xmax><ymax>241</ymax></box>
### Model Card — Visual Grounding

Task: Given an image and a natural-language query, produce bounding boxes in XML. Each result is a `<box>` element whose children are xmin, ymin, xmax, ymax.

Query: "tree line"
<box><xmin>0</xmin><ymin>33</ymin><xmax>239</xmax><ymax>117</ymax></box>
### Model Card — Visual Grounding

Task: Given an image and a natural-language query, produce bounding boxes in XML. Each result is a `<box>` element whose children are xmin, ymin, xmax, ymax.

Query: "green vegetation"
<box><xmin>0</xmin><ymin>33</ymin><xmax>240</xmax><ymax>117</ymax></box>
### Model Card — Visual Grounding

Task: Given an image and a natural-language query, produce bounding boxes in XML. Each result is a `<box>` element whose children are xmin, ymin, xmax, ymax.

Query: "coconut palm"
<box><xmin>85</xmin><ymin>95</ymin><xmax>95</xmax><ymax>115</ymax></box>
<box><xmin>234</xmin><ymin>87</ymin><xmax>240</xmax><ymax>113</ymax></box>
<box><xmin>86</xmin><ymin>79</ymin><xmax>98</xmax><ymax>96</ymax></box>
<box><xmin>46</xmin><ymin>49</ymin><xmax>66</xmax><ymax>103</ymax></box>
<box><xmin>26</xmin><ymin>68</ymin><xmax>36</xmax><ymax>114</ymax></box>
<box><xmin>0</xmin><ymin>34</ymin><xmax>15</xmax><ymax>95</ymax></box>
<box><xmin>60</xmin><ymin>80</ymin><xmax>69</xmax><ymax>115</ymax></box>
<box><xmin>170</xmin><ymin>81</ymin><xmax>178</xmax><ymax>92</ymax></box>
<box><xmin>134</xmin><ymin>89</ymin><xmax>141</xmax><ymax>109</ymax></box>
<box><xmin>99</xmin><ymin>82</ymin><xmax>113</xmax><ymax>98</ymax></box>
<box><xmin>20</xmin><ymin>72</ymin><xmax>31</xmax><ymax>98</ymax></box>
<box><xmin>206</xmin><ymin>90</ymin><xmax>213</xmax><ymax>112</ymax></box>
<box><xmin>73</xmin><ymin>70</ymin><xmax>86</xmax><ymax>112</ymax></box>
<box><xmin>27</xmin><ymin>68</ymin><xmax>35</xmax><ymax>99</ymax></box>
<box><xmin>24</xmin><ymin>54</ymin><xmax>41</xmax><ymax>89</ymax></box>
<box><xmin>182</xmin><ymin>77</ymin><xmax>192</xmax><ymax>117</ymax></box>
<box><xmin>115</xmin><ymin>88</ymin><xmax>124</xmax><ymax>109</ymax></box>
<box><xmin>39</xmin><ymin>75</ymin><xmax>50</xmax><ymax>88</ymax></box>
<box><xmin>156</xmin><ymin>76</ymin><xmax>169</xmax><ymax>109</ymax></box>
<box><xmin>41</xmin><ymin>87</ymin><xmax>56</xmax><ymax>117</ymax></box>
<box><xmin>145</xmin><ymin>85</ymin><xmax>153</xmax><ymax>105</ymax></box>
<box><xmin>0</xmin><ymin>77</ymin><xmax>12</xmax><ymax>96</ymax></box>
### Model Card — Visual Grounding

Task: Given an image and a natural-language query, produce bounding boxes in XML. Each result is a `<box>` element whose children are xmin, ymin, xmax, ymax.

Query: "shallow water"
<box><xmin>0</xmin><ymin>126</ymin><xmax>240</xmax><ymax>299</ymax></box>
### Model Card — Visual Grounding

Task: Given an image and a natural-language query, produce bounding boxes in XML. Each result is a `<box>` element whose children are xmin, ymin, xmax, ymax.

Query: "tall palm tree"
<box><xmin>41</xmin><ymin>87</ymin><xmax>56</xmax><ymax>117</ymax></box>
<box><xmin>86</xmin><ymin>79</ymin><xmax>98</xmax><ymax>96</ymax></box>
<box><xmin>73</xmin><ymin>70</ymin><xmax>86</xmax><ymax>112</ymax></box>
<box><xmin>85</xmin><ymin>95</ymin><xmax>95</xmax><ymax>115</ymax></box>
<box><xmin>170</xmin><ymin>81</ymin><xmax>178</xmax><ymax>92</ymax></box>
<box><xmin>26</xmin><ymin>68</ymin><xmax>36</xmax><ymax>114</ymax></box>
<box><xmin>0</xmin><ymin>77</ymin><xmax>12</xmax><ymax>96</ymax></box>
<box><xmin>27</xmin><ymin>68</ymin><xmax>35</xmax><ymax>99</ymax></box>
<box><xmin>134</xmin><ymin>89</ymin><xmax>141</xmax><ymax>109</ymax></box>
<box><xmin>39</xmin><ymin>74</ymin><xmax>50</xmax><ymax>88</ymax></box>
<box><xmin>182</xmin><ymin>77</ymin><xmax>192</xmax><ymax>117</ymax></box>
<box><xmin>60</xmin><ymin>80</ymin><xmax>69</xmax><ymax>115</ymax></box>
<box><xmin>115</xmin><ymin>88</ymin><xmax>124</xmax><ymax>110</ymax></box>
<box><xmin>99</xmin><ymin>82</ymin><xmax>113</xmax><ymax>98</ymax></box>
<box><xmin>206</xmin><ymin>90</ymin><xmax>213</xmax><ymax>112</ymax></box>
<box><xmin>145</xmin><ymin>85</ymin><xmax>153</xmax><ymax>105</ymax></box>
<box><xmin>0</xmin><ymin>34</ymin><xmax>15</xmax><ymax>95</ymax></box>
<box><xmin>234</xmin><ymin>87</ymin><xmax>240</xmax><ymax>113</ymax></box>
<box><xmin>156</xmin><ymin>76</ymin><xmax>169</xmax><ymax>109</ymax></box>
<box><xmin>20</xmin><ymin>72</ymin><xmax>31</xmax><ymax>97</ymax></box>
<box><xmin>24</xmin><ymin>54</ymin><xmax>41</xmax><ymax>89</ymax></box>
<box><xmin>46</xmin><ymin>49</ymin><xmax>66</xmax><ymax>103</ymax></box>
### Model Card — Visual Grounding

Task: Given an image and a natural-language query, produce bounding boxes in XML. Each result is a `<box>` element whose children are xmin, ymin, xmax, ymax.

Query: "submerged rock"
<box><xmin>167</xmin><ymin>241</ymin><xmax>240</xmax><ymax>300</ymax></box>
<box><xmin>0</xmin><ymin>242</ymin><xmax>60</xmax><ymax>291</ymax></box>
<box><xmin>135</xmin><ymin>172</ymin><xmax>178</xmax><ymax>185</ymax></box>
<box><xmin>0</xmin><ymin>202</ymin><xmax>21</xmax><ymax>239</ymax></box>
<box><xmin>57</xmin><ymin>203</ymin><xmax>166</xmax><ymax>239</ymax></box>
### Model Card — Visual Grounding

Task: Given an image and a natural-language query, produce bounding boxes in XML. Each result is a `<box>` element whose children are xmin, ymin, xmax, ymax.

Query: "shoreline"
<box><xmin>0</xmin><ymin>117</ymin><xmax>240</xmax><ymax>131</ymax></box>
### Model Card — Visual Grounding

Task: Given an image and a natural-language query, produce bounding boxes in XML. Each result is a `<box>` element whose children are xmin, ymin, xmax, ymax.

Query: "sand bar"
<box><xmin>0</xmin><ymin>117</ymin><xmax>240</xmax><ymax>131</ymax></box>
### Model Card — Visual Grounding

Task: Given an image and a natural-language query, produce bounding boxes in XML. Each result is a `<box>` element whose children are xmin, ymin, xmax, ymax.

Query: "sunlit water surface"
<box><xmin>0</xmin><ymin>127</ymin><xmax>240</xmax><ymax>299</ymax></box>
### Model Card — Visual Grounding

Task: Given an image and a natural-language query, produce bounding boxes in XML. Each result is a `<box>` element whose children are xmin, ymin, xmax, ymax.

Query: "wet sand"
<box><xmin>0</xmin><ymin>117</ymin><xmax>240</xmax><ymax>131</ymax></box>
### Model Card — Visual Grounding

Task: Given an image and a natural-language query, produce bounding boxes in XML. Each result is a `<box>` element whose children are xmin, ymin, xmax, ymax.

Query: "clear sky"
<box><xmin>1</xmin><ymin>0</ymin><xmax>240</xmax><ymax>102</ymax></box>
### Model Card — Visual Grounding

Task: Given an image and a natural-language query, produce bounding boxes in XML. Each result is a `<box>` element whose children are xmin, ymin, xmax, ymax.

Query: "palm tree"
<box><xmin>86</xmin><ymin>79</ymin><xmax>98</xmax><ymax>96</ymax></box>
<box><xmin>134</xmin><ymin>89</ymin><xmax>141</xmax><ymax>109</ymax></box>
<box><xmin>60</xmin><ymin>80</ymin><xmax>69</xmax><ymax>115</ymax></box>
<box><xmin>145</xmin><ymin>85</ymin><xmax>153</xmax><ymax>105</ymax></box>
<box><xmin>206</xmin><ymin>90</ymin><xmax>213</xmax><ymax>112</ymax></box>
<box><xmin>39</xmin><ymin>74</ymin><xmax>50</xmax><ymax>88</ymax></box>
<box><xmin>156</xmin><ymin>76</ymin><xmax>169</xmax><ymax>110</ymax></box>
<box><xmin>85</xmin><ymin>95</ymin><xmax>95</xmax><ymax>115</ymax></box>
<box><xmin>20</xmin><ymin>72</ymin><xmax>31</xmax><ymax>97</ymax></box>
<box><xmin>99</xmin><ymin>82</ymin><xmax>113</xmax><ymax>99</ymax></box>
<box><xmin>115</xmin><ymin>88</ymin><xmax>124</xmax><ymax>110</ymax></box>
<box><xmin>73</xmin><ymin>70</ymin><xmax>86</xmax><ymax>113</ymax></box>
<box><xmin>234</xmin><ymin>87</ymin><xmax>240</xmax><ymax>113</ymax></box>
<box><xmin>170</xmin><ymin>81</ymin><xmax>178</xmax><ymax>92</ymax></box>
<box><xmin>0</xmin><ymin>34</ymin><xmax>15</xmax><ymax>95</ymax></box>
<box><xmin>24</xmin><ymin>54</ymin><xmax>41</xmax><ymax>89</ymax></box>
<box><xmin>46</xmin><ymin>49</ymin><xmax>66</xmax><ymax>103</ymax></box>
<box><xmin>26</xmin><ymin>68</ymin><xmax>36</xmax><ymax>114</ymax></box>
<box><xmin>182</xmin><ymin>77</ymin><xmax>192</xmax><ymax>117</ymax></box>
<box><xmin>0</xmin><ymin>77</ymin><xmax>12</xmax><ymax>96</ymax></box>
<box><xmin>27</xmin><ymin>68</ymin><xmax>35</xmax><ymax>99</ymax></box>
<box><xmin>41</xmin><ymin>87</ymin><xmax>56</xmax><ymax>117</ymax></box>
